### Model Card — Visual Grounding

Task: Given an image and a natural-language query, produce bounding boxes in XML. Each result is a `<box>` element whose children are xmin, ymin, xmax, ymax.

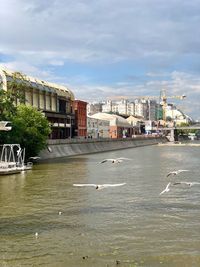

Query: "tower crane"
<box><xmin>106</xmin><ymin>90</ymin><xmax>186</xmax><ymax>124</ymax></box>
<box><xmin>159</xmin><ymin>89</ymin><xmax>186</xmax><ymax>123</ymax></box>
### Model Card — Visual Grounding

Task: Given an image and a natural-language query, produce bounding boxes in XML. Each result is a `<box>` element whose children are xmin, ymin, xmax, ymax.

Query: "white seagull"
<box><xmin>100</xmin><ymin>157</ymin><xmax>131</xmax><ymax>164</ymax></box>
<box><xmin>159</xmin><ymin>182</ymin><xmax>171</xmax><ymax>195</ymax></box>
<box><xmin>173</xmin><ymin>181</ymin><xmax>200</xmax><ymax>187</ymax></box>
<box><xmin>73</xmin><ymin>183</ymin><xmax>126</xmax><ymax>190</ymax></box>
<box><xmin>160</xmin><ymin>181</ymin><xmax>200</xmax><ymax>196</ymax></box>
<box><xmin>166</xmin><ymin>169</ymin><xmax>189</xmax><ymax>177</ymax></box>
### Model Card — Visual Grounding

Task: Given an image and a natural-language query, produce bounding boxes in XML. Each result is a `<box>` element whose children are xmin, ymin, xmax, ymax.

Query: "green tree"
<box><xmin>1</xmin><ymin>105</ymin><xmax>51</xmax><ymax>159</ymax></box>
<box><xmin>176</xmin><ymin>122</ymin><xmax>197</xmax><ymax>136</ymax></box>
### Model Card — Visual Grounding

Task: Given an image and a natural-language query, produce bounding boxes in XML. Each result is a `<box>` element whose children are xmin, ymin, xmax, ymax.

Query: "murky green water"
<box><xmin>1</xmin><ymin>144</ymin><xmax>200</xmax><ymax>267</ymax></box>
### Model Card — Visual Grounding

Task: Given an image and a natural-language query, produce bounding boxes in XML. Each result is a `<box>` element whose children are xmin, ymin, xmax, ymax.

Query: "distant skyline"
<box><xmin>1</xmin><ymin>0</ymin><xmax>200</xmax><ymax>120</ymax></box>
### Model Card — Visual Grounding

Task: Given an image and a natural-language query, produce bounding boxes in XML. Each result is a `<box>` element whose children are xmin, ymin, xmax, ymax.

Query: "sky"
<box><xmin>1</xmin><ymin>0</ymin><xmax>200</xmax><ymax>120</ymax></box>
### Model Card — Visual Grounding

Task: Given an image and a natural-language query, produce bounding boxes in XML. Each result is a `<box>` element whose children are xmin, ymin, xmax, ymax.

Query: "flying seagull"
<box><xmin>159</xmin><ymin>182</ymin><xmax>171</xmax><ymax>195</ymax></box>
<box><xmin>173</xmin><ymin>181</ymin><xmax>200</xmax><ymax>187</ymax></box>
<box><xmin>160</xmin><ymin>181</ymin><xmax>200</xmax><ymax>196</ymax></box>
<box><xmin>73</xmin><ymin>183</ymin><xmax>126</xmax><ymax>190</ymax></box>
<box><xmin>166</xmin><ymin>169</ymin><xmax>189</xmax><ymax>177</ymax></box>
<box><xmin>100</xmin><ymin>158</ymin><xmax>131</xmax><ymax>164</ymax></box>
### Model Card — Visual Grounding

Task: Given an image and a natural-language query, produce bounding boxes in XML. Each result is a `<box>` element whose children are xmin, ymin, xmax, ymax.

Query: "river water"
<box><xmin>0</xmin><ymin>143</ymin><xmax>200</xmax><ymax>267</ymax></box>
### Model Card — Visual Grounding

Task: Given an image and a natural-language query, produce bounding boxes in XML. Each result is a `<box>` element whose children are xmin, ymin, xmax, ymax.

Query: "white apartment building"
<box><xmin>102</xmin><ymin>99</ymin><xmax>135</xmax><ymax>116</ymax></box>
<box><xmin>102</xmin><ymin>100</ymin><xmax>113</xmax><ymax>113</ymax></box>
<box><xmin>127</xmin><ymin>102</ymin><xmax>135</xmax><ymax>116</ymax></box>
<box><xmin>98</xmin><ymin>98</ymin><xmax>157</xmax><ymax>120</ymax></box>
<box><xmin>116</xmin><ymin>99</ymin><xmax>128</xmax><ymax>115</ymax></box>
<box><xmin>134</xmin><ymin>99</ymin><xmax>157</xmax><ymax>120</ymax></box>
<box><xmin>134</xmin><ymin>99</ymin><xmax>148</xmax><ymax>118</ymax></box>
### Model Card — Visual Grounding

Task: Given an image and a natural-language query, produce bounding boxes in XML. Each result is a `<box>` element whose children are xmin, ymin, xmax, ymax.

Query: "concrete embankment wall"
<box><xmin>39</xmin><ymin>136</ymin><xmax>167</xmax><ymax>160</ymax></box>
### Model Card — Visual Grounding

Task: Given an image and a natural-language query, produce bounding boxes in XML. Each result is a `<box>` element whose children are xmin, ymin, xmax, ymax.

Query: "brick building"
<box><xmin>73</xmin><ymin>100</ymin><xmax>87</xmax><ymax>138</ymax></box>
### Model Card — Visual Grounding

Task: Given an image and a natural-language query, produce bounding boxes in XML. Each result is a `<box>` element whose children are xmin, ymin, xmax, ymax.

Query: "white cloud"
<box><xmin>1</xmin><ymin>0</ymin><xmax>200</xmax><ymax>64</ymax></box>
<box><xmin>0</xmin><ymin>61</ymin><xmax>53</xmax><ymax>80</ymax></box>
<box><xmin>1</xmin><ymin>0</ymin><xmax>200</xmax><ymax>119</ymax></box>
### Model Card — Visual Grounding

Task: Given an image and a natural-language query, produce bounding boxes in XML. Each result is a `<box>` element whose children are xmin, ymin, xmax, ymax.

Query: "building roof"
<box><xmin>89</xmin><ymin>112</ymin><xmax>131</xmax><ymax>127</ymax></box>
<box><xmin>126</xmin><ymin>115</ymin><xmax>144</xmax><ymax>123</ymax></box>
<box><xmin>0</xmin><ymin>67</ymin><xmax>75</xmax><ymax>100</ymax></box>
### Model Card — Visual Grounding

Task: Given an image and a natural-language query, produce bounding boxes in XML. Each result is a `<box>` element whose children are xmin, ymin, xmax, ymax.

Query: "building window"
<box><xmin>59</xmin><ymin>99</ymin><xmax>66</xmax><ymax>113</ymax></box>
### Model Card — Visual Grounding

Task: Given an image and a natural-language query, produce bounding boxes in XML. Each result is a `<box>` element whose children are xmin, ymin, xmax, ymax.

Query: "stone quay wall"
<box><xmin>39</xmin><ymin>136</ymin><xmax>167</xmax><ymax>160</ymax></box>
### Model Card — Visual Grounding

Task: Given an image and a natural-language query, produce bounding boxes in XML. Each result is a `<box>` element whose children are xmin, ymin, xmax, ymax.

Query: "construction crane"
<box><xmin>159</xmin><ymin>89</ymin><xmax>186</xmax><ymax>123</ymax></box>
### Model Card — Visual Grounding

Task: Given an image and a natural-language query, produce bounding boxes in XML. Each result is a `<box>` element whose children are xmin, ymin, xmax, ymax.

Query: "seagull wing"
<box><xmin>100</xmin><ymin>159</ymin><xmax>115</xmax><ymax>163</ymax></box>
<box><xmin>167</xmin><ymin>169</ymin><xmax>189</xmax><ymax>177</ymax></box>
<box><xmin>73</xmin><ymin>184</ymin><xmax>97</xmax><ymax>187</ymax></box>
<box><xmin>183</xmin><ymin>182</ymin><xmax>200</xmax><ymax>186</ymax></box>
<box><xmin>116</xmin><ymin>157</ymin><xmax>132</xmax><ymax>161</ymax></box>
<box><xmin>191</xmin><ymin>182</ymin><xmax>200</xmax><ymax>185</ymax></box>
<box><xmin>166</xmin><ymin>172</ymin><xmax>174</xmax><ymax>177</ymax></box>
<box><xmin>101</xmin><ymin>183</ymin><xmax>126</xmax><ymax>187</ymax></box>
<box><xmin>173</xmin><ymin>182</ymin><xmax>182</xmax><ymax>186</ymax></box>
<box><xmin>177</xmin><ymin>169</ymin><xmax>189</xmax><ymax>173</ymax></box>
<box><xmin>160</xmin><ymin>182</ymin><xmax>171</xmax><ymax>195</ymax></box>
<box><xmin>173</xmin><ymin>181</ymin><xmax>200</xmax><ymax>187</ymax></box>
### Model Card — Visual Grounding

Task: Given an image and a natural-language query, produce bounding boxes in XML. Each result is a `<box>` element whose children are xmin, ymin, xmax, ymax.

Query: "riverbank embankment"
<box><xmin>39</xmin><ymin>136</ymin><xmax>167</xmax><ymax>160</ymax></box>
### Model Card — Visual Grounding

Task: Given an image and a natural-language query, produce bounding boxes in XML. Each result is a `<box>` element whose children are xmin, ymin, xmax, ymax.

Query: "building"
<box><xmin>87</xmin><ymin>112</ymin><xmax>134</xmax><ymax>138</ymax></box>
<box><xmin>126</xmin><ymin>115</ymin><xmax>144</xmax><ymax>134</ymax></box>
<box><xmin>147</xmin><ymin>100</ymin><xmax>157</xmax><ymax>121</ymax></box>
<box><xmin>115</xmin><ymin>99</ymin><xmax>128</xmax><ymax>115</ymax></box>
<box><xmin>102</xmin><ymin>100</ymin><xmax>113</xmax><ymax>113</ymax></box>
<box><xmin>87</xmin><ymin>116</ymin><xmax>110</xmax><ymax>138</ymax></box>
<box><xmin>0</xmin><ymin>67</ymin><xmax>75</xmax><ymax>139</ymax></box>
<box><xmin>102</xmin><ymin>99</ymin><xmax>135</xmax><ymax>116</ymax></box>
<box><xmin>165</xmin><ymin>104</ymin><xmax>193</xmax><ymax>125</ymax></box>
<box><xmin>127</xmin><ymin>102</ymin><xmax>135</xmax><ymax>116</ymax></box>
<box><xmin>87</xmin><ymin>102</ymin><xmax>103</xmax><ymax>115</ymax></box>
<box><xmin>134</xmin><ymin>99</ymin><xmax>148</xmax><ymax>119</ymax></box>
<box><xmin>73</xmin><ymin>100</ymin><xmax>87</xmax><ymax>138</ymax></box>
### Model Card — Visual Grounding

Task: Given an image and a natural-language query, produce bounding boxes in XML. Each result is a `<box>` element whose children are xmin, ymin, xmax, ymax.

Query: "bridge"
<box><xmin>154</xmin><ymin>125</ymin><xmax>200</xmax><ymax>142</ymax></box>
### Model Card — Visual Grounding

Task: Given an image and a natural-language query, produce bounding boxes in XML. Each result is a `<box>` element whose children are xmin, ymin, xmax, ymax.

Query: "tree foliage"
<box><xmin>1</xmin><ymin>105</ymin><xmax>51</xmax><ymax>159</ymax></box>
<box><xmin>176</xmin><ymin>122</ymin><xmax>197</xmax><ymax>135</ymax></box>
